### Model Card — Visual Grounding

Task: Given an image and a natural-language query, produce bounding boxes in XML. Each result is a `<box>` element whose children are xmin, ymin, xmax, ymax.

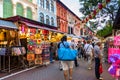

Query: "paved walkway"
<box><xmin>0</xmin><ymin>59</ymin><xmax>114</xmax><ymax>80</ymax></box>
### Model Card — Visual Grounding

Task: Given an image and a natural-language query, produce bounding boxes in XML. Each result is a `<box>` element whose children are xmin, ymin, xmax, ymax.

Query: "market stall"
<box><xmin>7</xmin><ymin>16</ymin><xmax>65</xmax><ymax>67</ymax></box>
<box><xmin>0</xmin><ymin>19</ymin><xmax>25</xmax><ymax>72</ymax></box>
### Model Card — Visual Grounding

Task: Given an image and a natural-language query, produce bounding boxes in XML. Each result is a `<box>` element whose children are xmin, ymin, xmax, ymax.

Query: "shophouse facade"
<box><xmin>37</xmin><ymin>0</ymin><xmax>57</xmax><ymax>27</ymax></box>
<box><xmin>0</xmin><ymin>0</ymin><xmax>37</xmax><ymax>20</ymax></box>
<box><xmin>56</xmin><ymin>0</ymin><xmax>68</xmax><ymax>33</ymax></box>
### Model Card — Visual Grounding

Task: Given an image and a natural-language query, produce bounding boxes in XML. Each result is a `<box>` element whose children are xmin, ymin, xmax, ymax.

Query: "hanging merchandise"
<box><xmin>34</xmin><ymin>46</ymin><xmax>42</xmax><ymax>54</ymax></box>
<box><xmin>35</xmin><ymin>54</ymin><xmax>42</xmax><ymax>65</ymax></box>
<box><xmin>12</xmin><ymin>47</ymin><xmax>22</xmax><ymax>56</ymax></box>
<box><xmin>0</xmin><ymin>48</ymin><xmax>6</xmax><ymax>55</ymax></box>
<box><xmin>42</xmin><ymin>30</ymin><xmax>49</xmax><ymax>35</ymax></box>
<box><xmin>27</xmin><ymin>53</ymin><xmax>35</xmax><ymax>61</ymax></box>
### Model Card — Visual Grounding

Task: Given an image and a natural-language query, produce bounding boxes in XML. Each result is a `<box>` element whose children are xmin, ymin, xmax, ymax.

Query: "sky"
<box><xmin>60</xmin><ymin>0</ymin><xmax>84</xmax><ymax>18</ymax></box>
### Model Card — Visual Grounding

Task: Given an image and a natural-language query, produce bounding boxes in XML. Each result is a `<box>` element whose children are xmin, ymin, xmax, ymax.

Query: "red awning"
<box><xmin>22</xmin><ymin>21</ymin><xmax>64</xmax><ymax>34</ymax></box>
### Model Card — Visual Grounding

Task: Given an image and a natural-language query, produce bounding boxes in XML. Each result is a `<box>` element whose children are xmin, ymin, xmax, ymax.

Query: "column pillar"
<box><xmin>13</xmin><ymin>4</ymin><xmax>17</xmax><ymax>16</ymax></box>
<box><xmin>24</xmin><ymin>7</ymin><xmax>27</xmax><ymax>17</ymax></box>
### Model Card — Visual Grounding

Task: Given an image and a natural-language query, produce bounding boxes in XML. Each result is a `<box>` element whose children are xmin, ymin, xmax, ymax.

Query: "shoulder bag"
<box><xmin>57</xmin><ymin>42</ymin><xmax>78</xmax><ymax>61</ymax></box>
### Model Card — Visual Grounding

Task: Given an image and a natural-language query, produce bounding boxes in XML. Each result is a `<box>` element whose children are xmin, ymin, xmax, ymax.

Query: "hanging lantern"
<box><xmin>93</xmin><ymin>10</ymin><xmax>97</xmax><ymax>15</ymax></box>
<box><xmin>106</xmin><ymin>0</ymin><xmax>110</xmax><ymax>3</ymax></box>
<box><xmin>89</xmin><ymin>15</ymin><xmax>92</xmax><ymax>19</ymax></box>
<box><xmin>98</xmin><ymin>3</ymin><xmax>103</xmax><ymax>9</ymax></box>
<box><xmin>86</xmin><ymin>18</ymin><xmax>89</xmax><ymax>22</ymax></box>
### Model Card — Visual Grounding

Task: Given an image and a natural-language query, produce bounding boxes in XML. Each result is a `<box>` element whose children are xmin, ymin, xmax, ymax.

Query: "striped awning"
<box><xmin>0</xmin><ymin>20</ymin><xmax>18</xmax><ymax>29</ymax></box>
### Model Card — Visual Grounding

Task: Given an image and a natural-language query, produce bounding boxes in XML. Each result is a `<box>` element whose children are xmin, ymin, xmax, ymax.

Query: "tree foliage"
<box><xmin>97</xmin><ymin>24</ymin><xmax>112</xmax><ymax>37</ymax></box>
<box><xmin>79</xmin><ymin>0</ymin><xmax>120</xmax><ymax>21</ymax></box>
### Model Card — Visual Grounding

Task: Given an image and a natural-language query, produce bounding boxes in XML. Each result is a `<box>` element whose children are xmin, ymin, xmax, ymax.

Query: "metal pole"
<box><xmin>0</xmin><ymin>56</ymin><xmax>1</xmax><ymax>71</ymax></box>
<box><xmin>9</xmin><ymin>56</ymin><xmax>10</xmax><ymax>73</ymax></box>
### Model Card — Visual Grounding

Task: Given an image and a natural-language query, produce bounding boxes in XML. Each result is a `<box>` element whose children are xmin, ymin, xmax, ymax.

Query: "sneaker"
<box><xmin>88</xmin><ymin>67</ymin><xmax>92</xmax><ymax>70</ymax></box>
<box><xmin>99</xmin><ymin>77</ymin><xmax>103</xmax><ymax>80</ymax></box>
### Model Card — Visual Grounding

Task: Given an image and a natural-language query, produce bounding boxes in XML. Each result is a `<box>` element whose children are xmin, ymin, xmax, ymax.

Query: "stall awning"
<box><xmin>22</xmin><ymin>21</ymin><xmax>65</xmax><ymax>34</ymax></box>
<box><xmin>0</xmin><ymin>20</ymin><xmax>18</xmax><ymax>29</ymax></box>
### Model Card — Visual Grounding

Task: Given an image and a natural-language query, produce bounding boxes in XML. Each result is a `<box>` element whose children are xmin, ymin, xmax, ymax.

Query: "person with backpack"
<box><xmin>58</xmin><ymin>35</ymin><xmax>74</xmax><ymax>80</ymax></box>
<box><xmin>84</xmin><ymin>40</ymin><xmax>94</xmax><ymax>70</ymax></box>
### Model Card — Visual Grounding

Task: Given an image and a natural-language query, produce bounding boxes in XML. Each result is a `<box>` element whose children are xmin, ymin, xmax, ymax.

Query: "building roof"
<box><xmin>6</xmin><ymin>15</ymin><xmax>64</xmax><ymax>33</ymax></box>
<box><xmin>56</xmin><ymin>0</ymin><xmax>81</xmax><ymax>21</ymax></box>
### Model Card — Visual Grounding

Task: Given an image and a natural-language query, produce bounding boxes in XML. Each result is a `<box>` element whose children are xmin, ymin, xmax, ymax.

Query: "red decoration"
<box><xmin>42</xmin><ymin>30</ymin><xmax>49</xmax><ymax>35</ymax></box>
<box><xmin>98</xmin><ymin>3</ymin><xmax>103</xmax><ymax>9</ymax></box>
<box><xmin>93</xmin><ymin>10</ymin><xmax>97</xmax><ymax>15</ymax></box>
<box><xmin>89</xmin><ymin>15</ymin><xmax>92</xmax><ymax>19</ymax></box>
<box><xmin>86</xmin><ymin>18</ymin><xmax>89</xmax><ymax>22</ymax></box>
<box><xmin>106</xmin><ymin>0</ymin><xmax>110</xmax><ymax>3</ymax></box>
<box><xmin>30</xmin><ymin>28</ymin><xmax>36</xmax><ymax>34</ymax></box>
<box><xmin>99</xmin><ymin>64</ymin><xmax>103</xmax><ymax>74</ymax></box>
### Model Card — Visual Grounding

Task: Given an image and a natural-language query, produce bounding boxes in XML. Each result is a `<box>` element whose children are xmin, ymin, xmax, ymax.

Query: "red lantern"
<box><xmin>98</xmin><ymin>3</ymin><xmax>103</xmax><ymax>9</ymax></box>
<box><xmin>86</xmin><ymin>18</ymin><xmax>89</xmax><ymax>22</ymax></box>
<box><xmin>106</xmin><ymin>0</ymin><xmax>110</xmax><ymax>3</ymax></box>
<box><xmin>93</xmin><ymin>10</ymin><xmax>97</xmax><ymax>15</ymax></box>
<box><xmin>89</xmin><ymin>15</ymin><xmax>92</xmax><ymax>19</ymax></box>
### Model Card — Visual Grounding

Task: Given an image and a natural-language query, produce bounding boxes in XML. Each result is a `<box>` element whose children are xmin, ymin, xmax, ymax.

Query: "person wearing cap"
<box><xmin>94</xmin><ymin>41</ymin><xmax>103</xmax><ymax>80</ymax></box>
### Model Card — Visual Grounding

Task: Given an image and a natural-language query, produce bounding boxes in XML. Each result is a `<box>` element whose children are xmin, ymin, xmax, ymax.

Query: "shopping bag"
<box><xmin>57</xmin><ymin>48</ymin><xmax>77</xmax><ymax>61</ymax></box>
<box><xmin>99</xmin><ymin>64</ymin><xmax>103</xmax><ymax>74</ymax></box>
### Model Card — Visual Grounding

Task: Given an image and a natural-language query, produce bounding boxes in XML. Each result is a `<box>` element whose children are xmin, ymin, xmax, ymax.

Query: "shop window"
<box><xmin>71</xmin><ymin>27</ymin><xmax>73</xmax><ymax>34</ymax></box>
<box><xmin>68</xmin><ymin>27</ymin><xmax>71</xmax><ymax>34</ymax></box>
<box><xmin>51</xmin><ymin>17</ymin><xmax>54</xmax><ymax>26</ymax></box>
<box><xmin>3</xmin><ymin>0</ymin><xmax>13</xmax><ymax>18</ymax></box>
<box><xmin>80</xmin><ymin>29</ymin><xmax>83</xmax><ymax>35</ymax></box>
<box><xmin>16</xmin><ymin>3</ymin><xmax>24</xmax><ymax>16</ymax></box>
<box><xmin>46</xmin><ymin>15</ymin><xmax>50</xmax><ymax>25</ymax></box>
<box><xmin>40</xmin><ymin>13</ymin><xmax>44</xmax><ymax>23</ymax></box>
<box><xmin>27</xmin><ymin>7</ymin><xmax>32</xmax><ymax>19</ymax></box>
<box><xmin>40</xmin><ymin>0</ymin><xmax>44</xmax><ymax>8</ymax></box>
<box><xmin>51</xmin><ymin>0</ymin><xmax>54</xmax><ymax>12</ymax></box>
<box><xmin>46</xmin><ymin>0</ymin><xmax>50</xmax><ymax>10</ymax></box>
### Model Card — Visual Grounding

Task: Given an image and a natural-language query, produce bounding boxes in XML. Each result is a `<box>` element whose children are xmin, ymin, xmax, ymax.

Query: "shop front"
<box><xmin>0</xmin><ymin>19</ymin><xmax>21</xmax><ymax>73</ymax></box>
<box><xmin>7</xmin><ymin>16</ymin><xmax>64</xmax><ymax>67</ymax></box>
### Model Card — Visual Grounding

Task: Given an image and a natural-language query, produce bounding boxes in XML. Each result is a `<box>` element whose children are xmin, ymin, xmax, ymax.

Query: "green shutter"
<box><xmin>27</xmin><ymin>7</ymin><xmax>32</xmax><ymax>19</ymax></box>
<box><xmin>28</xmin><ymin>0</ymin><xmax>32</xmax><ymax>2</ymax></box>
<box><xmin>3</xmin><ymin>0</ymin><xmax>13</xmax><ymax>18</ymax></box>
<box><xmin>16</xmin><ymin>3</ymin><xmax>24</xmax><ymax>16</ymax></box>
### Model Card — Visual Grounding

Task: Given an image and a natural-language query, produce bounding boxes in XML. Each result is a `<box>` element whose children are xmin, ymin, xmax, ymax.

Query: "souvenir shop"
<box><xmin>7</xmin><ymin>16</ymin><xmax>64</xmax><ymax>68</ymax></box>
<box><xmin>0</xmin><ymin>19</ymin><xmax>26</xmax><ymax>73</ymax></box>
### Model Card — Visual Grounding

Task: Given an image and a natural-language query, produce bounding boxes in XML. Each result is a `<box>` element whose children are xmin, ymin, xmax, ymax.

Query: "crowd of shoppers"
<box><xmin>50</xmin><ymin>35</ymin><xmax>105</xmax><ymax>80</ymax></box>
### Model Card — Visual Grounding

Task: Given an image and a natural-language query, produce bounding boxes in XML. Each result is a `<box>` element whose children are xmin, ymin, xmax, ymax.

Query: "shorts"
<box><xmin>61</xmin><ymin>61</ymin><xmax>74</xmax><ymax>70</ymax></box>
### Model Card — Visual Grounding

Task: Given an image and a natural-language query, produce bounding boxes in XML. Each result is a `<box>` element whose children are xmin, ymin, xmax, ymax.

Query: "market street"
<box><xmin>0</xmin><ymin>59</ymin><xmax>114</xmax><ymax>80</ymax></box>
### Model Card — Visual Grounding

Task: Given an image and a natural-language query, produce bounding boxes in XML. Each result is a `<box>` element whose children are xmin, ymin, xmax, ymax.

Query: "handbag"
<box><xmin>99</xmin><ymin>63</ymin><xmax>103</xmax><ymax>74</ymax></box>
<box><xmin>57</xmin><ymin>42</ymin><xmax>77</xmax><ymax>61</ymax></box>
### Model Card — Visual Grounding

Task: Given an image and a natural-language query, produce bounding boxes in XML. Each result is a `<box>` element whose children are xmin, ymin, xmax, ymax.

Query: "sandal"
<box><xmin>69</xmin><ymin>77</ymin><xmax>72</xmax><ymax>80</ymax></box>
